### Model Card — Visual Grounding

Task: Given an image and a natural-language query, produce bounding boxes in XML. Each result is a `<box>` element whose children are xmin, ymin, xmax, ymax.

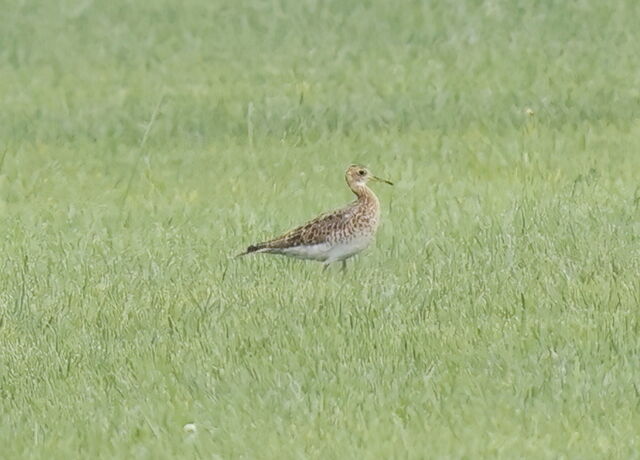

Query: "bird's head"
<box><xmin>345</xmin><ymin>165</ymin><xmax>393</xmax><ymax>188</ymax></box>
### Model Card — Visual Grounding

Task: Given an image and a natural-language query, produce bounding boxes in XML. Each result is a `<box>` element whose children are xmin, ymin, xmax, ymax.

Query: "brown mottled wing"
<box><xmin>261</xmin><ymin>204</ymin><xmax>356</xmax><ymax>249</ymax></box>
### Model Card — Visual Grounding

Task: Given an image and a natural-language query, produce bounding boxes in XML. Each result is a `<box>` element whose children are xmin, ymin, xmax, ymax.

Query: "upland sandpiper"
<box><xmin>238</xmin><ymin>165</ymin><xmax>393</xmax><ymax>269</ymax></box>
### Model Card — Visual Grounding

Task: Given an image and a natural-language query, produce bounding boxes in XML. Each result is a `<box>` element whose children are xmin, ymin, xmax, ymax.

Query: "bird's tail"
<box><xmin>235</xmin><ymin>243</ymin><xmax>268</xmax><ymax>258</ymax></box>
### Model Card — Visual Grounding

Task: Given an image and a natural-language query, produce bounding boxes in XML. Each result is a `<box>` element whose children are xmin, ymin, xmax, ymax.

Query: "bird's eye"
<box><xmin>358</xmin><ymin>170</ymin><xmax>366</xmax><ymax>176</ymax></box>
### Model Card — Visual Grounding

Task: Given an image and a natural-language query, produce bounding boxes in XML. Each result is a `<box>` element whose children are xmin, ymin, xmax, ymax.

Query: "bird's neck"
<box><xmin>352</xmin><ymin>184</ymin><xmax>379</xmax><ymax>207</ymax></box>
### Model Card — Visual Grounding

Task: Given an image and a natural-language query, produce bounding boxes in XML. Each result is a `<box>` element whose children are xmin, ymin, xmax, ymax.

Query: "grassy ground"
<box><xmin>2</xmin><ymin>0</ymin><xmax>640</xmax><ymax>458</ymax></box>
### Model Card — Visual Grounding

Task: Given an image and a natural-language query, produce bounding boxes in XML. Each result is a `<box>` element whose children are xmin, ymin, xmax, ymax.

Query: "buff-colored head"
<box><xmin>345</xmin><ymin>165</ymin><xmax>393</xmax><ymax>189</ymax></box>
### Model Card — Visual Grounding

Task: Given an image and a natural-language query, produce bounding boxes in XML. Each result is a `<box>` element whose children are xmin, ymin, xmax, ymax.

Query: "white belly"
<box><xmin>280</xmin><ymin>235</ymin><xmax>373</xmax><ymax>263</ymax></box>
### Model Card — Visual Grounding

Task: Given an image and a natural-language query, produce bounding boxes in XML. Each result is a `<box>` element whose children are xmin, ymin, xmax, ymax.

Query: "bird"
<box><xmin>238</xmin><ymin>165</ymin><xmax>393</xmax><ymax>270</ymax></box>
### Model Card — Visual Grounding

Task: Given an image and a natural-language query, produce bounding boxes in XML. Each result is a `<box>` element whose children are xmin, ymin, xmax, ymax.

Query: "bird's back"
<box><xmin>242</xmin><ymin>197</ymin><xmax>380</xmax><ymax>257</ymax></box>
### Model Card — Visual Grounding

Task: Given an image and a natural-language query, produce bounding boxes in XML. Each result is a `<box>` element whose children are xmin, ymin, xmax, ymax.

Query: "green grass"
<box><xmin>2</xmin><ymin>0</ymin><xmax>640</xmax><ymax>458</ymax></box>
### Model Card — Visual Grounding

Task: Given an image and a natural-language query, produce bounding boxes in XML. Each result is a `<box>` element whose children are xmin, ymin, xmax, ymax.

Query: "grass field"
<box><xmin>2</xmin><ymin>0</ymin><xmax>640</xmax><ymax>458</ymax></box>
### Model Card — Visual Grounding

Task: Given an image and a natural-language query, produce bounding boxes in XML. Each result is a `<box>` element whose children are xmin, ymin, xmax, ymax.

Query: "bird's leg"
<box><xmin>341</xmin><ymin>260</ymin><xmax>347</xmax><ymax>272</ymax></box>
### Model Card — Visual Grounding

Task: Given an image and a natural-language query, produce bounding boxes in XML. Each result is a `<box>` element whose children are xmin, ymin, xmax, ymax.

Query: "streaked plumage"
<box><xmin>238</xmin><ymin>165</ymin><xmax>392</xmax><ymax>269</ymax></box>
